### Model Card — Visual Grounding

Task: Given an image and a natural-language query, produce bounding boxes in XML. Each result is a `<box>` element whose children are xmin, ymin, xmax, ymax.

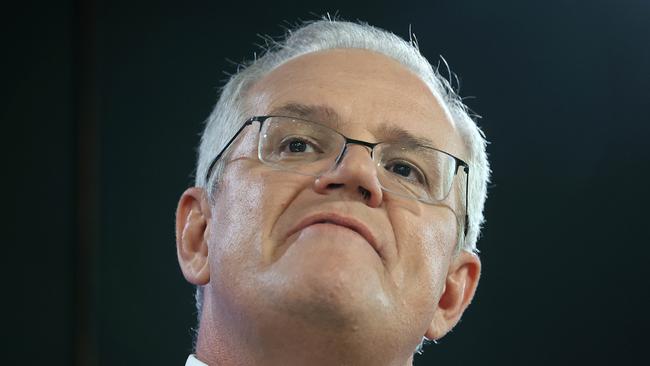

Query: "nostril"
<box><xmin>358</xmin><ymin>187</ymin><xmax>371</xmax><ymax>200</ymax></box>
<box><xmin>327</xmin><ymin>183</ymin><xmax>344</xmax><ymax>190</ymax></box>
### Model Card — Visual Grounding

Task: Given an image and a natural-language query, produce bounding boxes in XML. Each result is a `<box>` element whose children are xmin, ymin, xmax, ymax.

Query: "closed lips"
<box><xmin>288</xmin><ymin>213</ymin><xmax>382</xmax><ymax>258</ymax></box>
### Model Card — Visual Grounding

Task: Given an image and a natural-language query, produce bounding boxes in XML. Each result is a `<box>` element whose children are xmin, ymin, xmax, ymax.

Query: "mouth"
<box><xmin>287</xmin><ymin>212</ymin><xmax>382</xmax><ymax>259</ymax></box>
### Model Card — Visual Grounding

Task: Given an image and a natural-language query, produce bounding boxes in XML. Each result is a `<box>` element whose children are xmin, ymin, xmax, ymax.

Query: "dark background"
<box><xmin>7</xmin><ymin>0</ymin><xmax>649</xmax><ymax>365</ymax></box>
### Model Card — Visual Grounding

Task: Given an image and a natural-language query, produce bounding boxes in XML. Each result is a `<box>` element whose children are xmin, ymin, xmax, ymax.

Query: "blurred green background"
<box><xmin>7</xmin><ymin>0</ymin><xmax>649</xmax><ymax>365</ymax></box>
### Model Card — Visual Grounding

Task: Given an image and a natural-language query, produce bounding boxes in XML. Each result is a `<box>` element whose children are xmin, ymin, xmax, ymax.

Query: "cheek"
<box><xmin>386</xmin><ymin>211</ymin><xmax>456</xmax><ymax>334</ymax></box>
<box><xmin>208</xmin><ymin>168</ymin><xmax>266</xmax><ymax>272</ymax></box>
<box><xmin>391</xmin><ymin>208</ymin><xmax>456</xmax><ymax>299</ymax></box>
<box><xmin>419</xmin><ymin>221</ymin><xmax>454</xmax><ymax>285</ymax></box>
<box><xmin>209</xmin><ymin>163</ymin><xmax>309</xmax><ymax>270</ymax></box>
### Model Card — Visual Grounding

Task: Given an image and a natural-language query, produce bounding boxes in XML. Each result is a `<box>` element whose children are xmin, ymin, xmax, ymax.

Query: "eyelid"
<box><xmin>384</xmin><ymin>158</ymin><xmax>428</xmax><ymax>185</ymax></box>
<box><xmin>279</xmin><ymin>134</ymin><xmax>323</xmax><ymax>153</ymax></box>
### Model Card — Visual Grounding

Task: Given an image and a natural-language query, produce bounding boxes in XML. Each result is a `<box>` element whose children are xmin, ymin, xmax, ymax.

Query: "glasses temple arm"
<box><xmin>204</xmin><ymin>118</ymin><xmax>258</xmax><ymax>185</ymax></box>
<box><xmin>463</xmin><ymin>164</ymin><xmax>469</xmax><ymax>237</ymax></box>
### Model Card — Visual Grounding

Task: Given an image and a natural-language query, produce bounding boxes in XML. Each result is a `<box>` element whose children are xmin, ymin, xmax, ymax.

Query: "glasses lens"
<box><xmin>375</xmin><ymin>143</ymin><xmax>458</xmax><ymax>202</ymax></box>
<box><xmin>259</xmin><ymin>117</ymin><xmax>344</xmax><ymax>176</ymax></box>
<box><xmin>257</xmin><ymin>116</ymin><xmax>462</xmax><ymax>206</ymax></box>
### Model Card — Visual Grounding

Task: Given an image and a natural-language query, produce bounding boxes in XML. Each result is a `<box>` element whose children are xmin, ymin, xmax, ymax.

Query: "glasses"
<box><xmin>205</xmin><ymin>116</ymin><xmax>469</xmax><ymax>235</ymax></box>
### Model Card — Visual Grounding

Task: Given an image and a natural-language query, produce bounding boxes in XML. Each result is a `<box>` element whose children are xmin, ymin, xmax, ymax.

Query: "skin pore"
<box><xmin>176</xmin><ymin>49</ymin><xmax>480</xmax><ymax>366</ymax></box>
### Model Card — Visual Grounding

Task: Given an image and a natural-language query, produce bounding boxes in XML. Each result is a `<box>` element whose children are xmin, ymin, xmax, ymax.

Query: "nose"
<box><xmin>313</xmin><ymin>144</ymin><xmax>384</xmax><ymax>208</ymax></box>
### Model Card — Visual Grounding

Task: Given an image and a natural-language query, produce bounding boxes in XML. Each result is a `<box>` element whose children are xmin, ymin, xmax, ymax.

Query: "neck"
<box><xmin>194</xmin><ymin>296</ymin><xmax>415</xmax><ymax>366</ymax></box>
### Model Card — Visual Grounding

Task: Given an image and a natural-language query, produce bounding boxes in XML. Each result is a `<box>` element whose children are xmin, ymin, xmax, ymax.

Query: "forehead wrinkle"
<box><xmin>268</xmin><ymin>102</ymin><xmax>343</xmax><ymax>130</ymax></box>
<box><xmin>266</xmin><ymin>102</ymin><xmax>449</xmax><ymax>151</ymax></box>
<box><xmin>372</xmin><ymin>122</ymin><xmax>437</xmax><ymax>149</ymax></box>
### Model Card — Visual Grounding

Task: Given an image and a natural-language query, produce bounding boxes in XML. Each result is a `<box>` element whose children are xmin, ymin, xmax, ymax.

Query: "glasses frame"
<box><xmin>204</xmin><ymin>115</ymin><xmax>470</xmax><ymax>236</ymax></box>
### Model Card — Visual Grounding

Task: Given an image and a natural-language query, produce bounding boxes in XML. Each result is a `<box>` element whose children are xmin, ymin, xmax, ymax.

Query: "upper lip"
<box><xmin>287</xmin><ymin>212</ymin><xmax>382</xmax><ymax>258</ymax></box>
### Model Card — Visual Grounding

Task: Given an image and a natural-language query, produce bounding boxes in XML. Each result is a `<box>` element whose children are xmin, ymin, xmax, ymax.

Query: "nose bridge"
<box><xmin>336</xmin><ymin>139</ymin><xmax>374</xmax><ymax>166</ymax></box>
<box><xmin>314</xmin><ymin>140</ymin><xmax>383</xmax><ymax>207</ymax></box>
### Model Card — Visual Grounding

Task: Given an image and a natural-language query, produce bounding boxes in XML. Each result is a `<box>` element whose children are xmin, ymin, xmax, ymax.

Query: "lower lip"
<box><xmin>296</xmin><ymin>223</ymin><xmax>377</xmax><ymax>254</ymax></box>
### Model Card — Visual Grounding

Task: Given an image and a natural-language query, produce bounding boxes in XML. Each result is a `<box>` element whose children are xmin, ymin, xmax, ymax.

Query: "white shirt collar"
<box><xmin>185</xmin><ymin>354</ymin><xmax>208</xmax><ymax>366</ymax></box>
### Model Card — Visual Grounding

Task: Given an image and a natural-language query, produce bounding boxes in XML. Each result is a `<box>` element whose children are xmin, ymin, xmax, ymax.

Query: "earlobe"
<box><xmin>175</xmin><ymin>187</ymin><xmax>211</xmax><ymax>286</ymax></box>
<box><xmin>425</xmin><ymin>251</ymin><xmax>481</xmax><ymax>341</ymax></box>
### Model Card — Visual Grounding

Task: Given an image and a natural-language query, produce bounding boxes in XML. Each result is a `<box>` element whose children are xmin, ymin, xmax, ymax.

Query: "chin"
<box><xmin>264</xmin><ymin>244</ymin><xmax>392</xmax><ymax>331</ymax></box>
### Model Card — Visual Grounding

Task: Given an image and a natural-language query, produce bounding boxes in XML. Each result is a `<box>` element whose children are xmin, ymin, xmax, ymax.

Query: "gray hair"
<box><xmin>192</xmin><ymin>17</ymin><xmax>490</xmax><ymax>351</ymax></box>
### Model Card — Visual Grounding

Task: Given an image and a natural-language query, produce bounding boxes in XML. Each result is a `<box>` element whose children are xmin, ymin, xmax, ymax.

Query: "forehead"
<box><xmin>247</xmin><ymin>49</ymin><xmax>465</xmax><ymax>157</ymax></box>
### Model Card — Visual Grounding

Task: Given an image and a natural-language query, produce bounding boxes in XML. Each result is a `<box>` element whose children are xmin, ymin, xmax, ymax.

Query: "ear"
<box><xmin>175</xmin><ymin>187</ymin><xmax>211</xmax><ymax>286</ymax></box>
<box><xmin>425</xmin><ymin>251</ymin><xmax>481</xmax><ymax>341</ymax></box>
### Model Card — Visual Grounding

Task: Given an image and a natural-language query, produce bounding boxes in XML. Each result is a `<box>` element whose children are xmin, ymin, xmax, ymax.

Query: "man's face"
<box><xmin>201</xmin><ymin>49</ymin><xmax>471</xmax><ymax>356</ymax></box>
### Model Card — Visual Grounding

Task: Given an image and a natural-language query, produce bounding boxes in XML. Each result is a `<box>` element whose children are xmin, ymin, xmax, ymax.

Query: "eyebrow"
<box><xmin>268</xmin><ymin>103</ymin><xmax>343</xmax><ymax>130</ymax></box>
<box><xmin>374</xmin><ymin>123</ymin><xmax>437</xmax><ymax>149</ymax></box>
<box><xmin>267</xmin><ymin>102</ymin><xmax>437</xmax><ymax>148</ymax></box>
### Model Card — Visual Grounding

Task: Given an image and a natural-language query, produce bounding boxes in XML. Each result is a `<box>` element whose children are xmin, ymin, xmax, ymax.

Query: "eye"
<box><xmin>279</xmin><ymin>136</ymin><xmax>320</xmax><ymax>154</ymax></box>
<box><xmin>391</xmin><ymin>163</ymin><xmax>411</xmax><ymax>176</ymax></box>
<box><xmin>384</xmin><ymin>160</ymin><xmax>427</xmax><ymax>184</ymax></box>
<box><xmin>288</xmin><ymin>139</ymin><xmax>308</xmax><ymax>152</ymax></box>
